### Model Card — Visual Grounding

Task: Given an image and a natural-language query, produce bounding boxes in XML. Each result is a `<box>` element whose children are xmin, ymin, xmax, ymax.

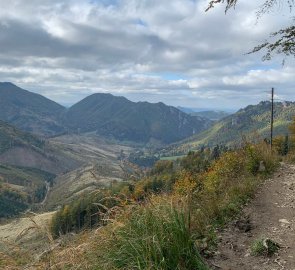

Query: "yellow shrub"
<box><xmin>203</xmin><ymin>151</ymin><xmax>245</xmax><ymax>194</ymax></box>
<box><xmin>173</xmin><ymin>171</ymin><xmax>199</xmax><ymax>195</ymax></box>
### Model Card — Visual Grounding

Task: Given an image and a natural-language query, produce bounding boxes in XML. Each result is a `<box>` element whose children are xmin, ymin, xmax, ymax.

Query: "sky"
<box><xmin>0</xmin><ymin>0</ymin><xmax>294</xmax><ymax>110</ymax></box>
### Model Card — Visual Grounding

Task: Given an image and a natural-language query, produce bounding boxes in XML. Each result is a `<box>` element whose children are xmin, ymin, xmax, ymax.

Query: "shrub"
<box><xmin>245</xmin><ymin>145</ymin><xmax>260</xmax><ymax>175</ymax></box>
<box><xmin>180</xmin><ymin>150</ymin><xmax>210</xmax><ymax>173</ymax></box>
<box><xmin>273</xmin><ymin>135</ymin><xmax>289</xmax><ymax>156</ymax></box>
<box><xmin>203</xmin><ymin>151</ymin><xmax>245</xmax><ymax>194</ymax></box>
<box><xmin>173</xmin><ymin>171</ymin><xmax>201</xmax><ymax>195</ymax></box>
<box><xmin>244</xmin><ymin>142</ymin><xmax>278</xmax><ymax>175</ymax></box>
<box><xmin>191</xmin><ymin>143</ymin><xmax>278</xmax><ymax>230</ymax></box>
<box><xmin>150</xmin><ymin>160</ymin><xmax>174</xmax><ymax>175</ymax></box>
<box><xmin>50</xmin><ymin>192</ymin><xmax>120</xmax><ymax>238</ymax></box>
<box><xmin>251</xmin><ymin>238</ymin><xmax>280</xmax><ymax>256</ymax></box>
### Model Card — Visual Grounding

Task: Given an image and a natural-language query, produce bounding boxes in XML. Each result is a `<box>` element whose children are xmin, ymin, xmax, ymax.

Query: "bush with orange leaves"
<box><xmin>203</xmin><ymin>151</ymin><xmax>245</xmax><ymax>195</ymax></box>
<box><xmin>173</xmin><ymin>142</ymin><xmax>278</xmax><ymax>237</ymax></box>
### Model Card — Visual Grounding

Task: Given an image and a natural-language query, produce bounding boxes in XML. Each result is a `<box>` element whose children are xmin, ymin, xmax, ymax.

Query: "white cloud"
<box><xmin>0</xmin><ymin>0</ymin><xmax>294</xmax><ymax>110</ymax></box>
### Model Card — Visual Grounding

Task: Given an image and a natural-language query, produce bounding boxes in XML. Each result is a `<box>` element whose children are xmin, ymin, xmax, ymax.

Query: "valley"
<box><xmin>43</xmin><ymin>134</ymin><xmax>136</xmax><ymax>209</ymax></box>
<box><xmin>1</xmin><ymin>82</ymin><xmax>295</xmax><ymax>269</ymax></box>
<box><xmin>0</xmin><ymin>132</ymin><xmax>136</xmax><ymax>217</ymax></box>
<box><xmin>1</xmin><ymin>0</ymin><xmax>294</xmax><ymax>268</ymax></box>
<box><xmin>0</xmin><ymin>82</ymin><xmax>214</xmax><ymax>218</ymax></box>
<box><xmin>1</xmin><ymin>83</ymin><xmax>295</xmax><ymax>218</ymax></box>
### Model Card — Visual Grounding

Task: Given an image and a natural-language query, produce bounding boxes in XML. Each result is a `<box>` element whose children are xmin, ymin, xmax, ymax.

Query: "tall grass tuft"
<box><xmin>104</xmin><ymin>196</ymin><xmax>208</xmax><ymax>270</ymax></box>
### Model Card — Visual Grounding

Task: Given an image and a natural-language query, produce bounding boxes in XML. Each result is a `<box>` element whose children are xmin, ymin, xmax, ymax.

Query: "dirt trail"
<box><xmin>209</xmin><ymin>163</ymin><xmax>295</xmax><ymax>270</ymax></box>
<box><xmin>41</xmin><ymin>181</ymin><xmax>50</xmax><ymax>205</ymax></box>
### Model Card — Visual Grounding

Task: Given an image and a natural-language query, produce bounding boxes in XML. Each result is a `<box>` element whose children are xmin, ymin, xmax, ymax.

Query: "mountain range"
<box><xmin>1</xmin><ymin>82</ymin><xmax>295</xmax><ymax>151</ymax></box>
<box><xmin>2</xmin><ymin>82</ymin><xmax>295</xmax><ymax>218</ymax></box>
<box><xmin>0</xmin><ymin>83</ymin><xmax>212</xmax><ymax>144</ymax></box>
<box><xmin>189</xmin><ymin>110</ymin><xmax>230</xmax><ymax>121</ymax></box>
<box><xmin>177</xmin><ymin>107</ymin><xmax>231</xmax><ymax>121</ymax></box>
<box><xmin>64</xmin><ymin>93</ymin><xmax>212</xmax><ymax>144</ymax></box>
<box><xmin>176</xmin><ymin>101</ymin><xmax>295</xmax><ymax>151</ymax></box>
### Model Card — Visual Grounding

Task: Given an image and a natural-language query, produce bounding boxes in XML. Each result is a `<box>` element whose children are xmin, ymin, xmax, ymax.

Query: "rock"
<box><xmin>279</xmin><ymin>219</ymin><xmax>290</xmax><ymax>224</ymax></box>
<box><xmin>258</xmin><ymin>161</ymin><xmax>266</xmax><ymax>172</ymax></box>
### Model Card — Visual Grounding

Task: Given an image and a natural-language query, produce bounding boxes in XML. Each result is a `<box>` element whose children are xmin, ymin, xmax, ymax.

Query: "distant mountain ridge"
<box><xmin>177</xmin><ymin>101</ymin><xmax>295</xmax><ymax>150</ymax></box>
<box><xmin>0</xmin><ymin>82</ymin><xmax>65</xmax><ymax>136</ymax></box>
<box><xmin>65</xmin><ymin>93</ymin><xmax>212</xmax><ymax>144</ymax></box>
<box><xmin>189</xmin><ymin>110</ymin><xmax>230</xmax><ymax>121</ymax></box>
<box><xmin>177</xmin><ymin>107</ymin><xmax>231</xmax><ymax>121</ymax></box>
<box><xmin>0</xmin><ymin>83</ymin><xmax>212</xmax><ymax>144</ymax></box>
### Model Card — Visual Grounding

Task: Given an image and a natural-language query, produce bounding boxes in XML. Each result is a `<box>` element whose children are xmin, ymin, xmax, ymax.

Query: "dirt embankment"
<box><xmin>209</xmin><ymin>163</ymin><xmax>295</xmax><ymax>270</ymax></box>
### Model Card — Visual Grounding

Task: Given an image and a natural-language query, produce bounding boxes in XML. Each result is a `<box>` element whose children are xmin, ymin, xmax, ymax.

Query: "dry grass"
<box><xmin>0</xmin><ymin>212</ymin><xmax>56</xmax><ymax>269</ymax></box>
<box><xmin>1</xmin><ymin>142</ymin><xmax>280</xmax><ymax>269</ymax></box>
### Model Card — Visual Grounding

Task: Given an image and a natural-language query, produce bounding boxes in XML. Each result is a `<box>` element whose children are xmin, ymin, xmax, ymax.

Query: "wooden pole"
<box><xmin>270</xmin><ymin>88</ymin><xmax>274</xmax><ymax>149</ymax></box>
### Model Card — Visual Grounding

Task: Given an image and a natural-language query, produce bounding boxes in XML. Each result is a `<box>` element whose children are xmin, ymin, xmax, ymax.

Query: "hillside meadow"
<box><xmin>1</xmin><ymin>134</ymin><xmax>286</xmax><ymax>269</ymax></box>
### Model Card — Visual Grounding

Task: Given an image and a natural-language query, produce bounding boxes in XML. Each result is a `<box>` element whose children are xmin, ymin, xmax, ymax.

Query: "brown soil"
<box><xmin>208</xmin><ymin>163</ymin><xmax>295</xmax><ymax>270</ymax></box>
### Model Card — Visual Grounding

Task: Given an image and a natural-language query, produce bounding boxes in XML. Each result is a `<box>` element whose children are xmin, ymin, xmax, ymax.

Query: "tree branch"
<box><xmin>249</xmin><ymin>25</ymin><xmax>295</xmax><ymax>60</ymax></box>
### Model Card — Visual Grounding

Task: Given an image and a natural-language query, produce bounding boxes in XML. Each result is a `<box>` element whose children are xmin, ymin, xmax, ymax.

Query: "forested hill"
<box><xmin>0</xmin><ymin>82</ymin><xmax>65</xmax><ymax>136</ymax></box>
<box><xmin>177</xmin><ymin>101</ymin><xmax>295</xmax><ymax>150</ymax></box>
<box><xmin>0</xmin><ymin>83</ymin><xmax>212</xmax><ymax>144</ymax></box>
<box><xmin>64</xmin><ymin>93</ymin><xmax>212</xmax><ymax>144</ymax></box>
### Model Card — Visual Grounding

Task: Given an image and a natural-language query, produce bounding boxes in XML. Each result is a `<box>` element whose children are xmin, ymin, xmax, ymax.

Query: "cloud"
<box><xmin>0</xmin><ymin>0</ymin><xmax>294</xmax><ymax>110</ymax></box>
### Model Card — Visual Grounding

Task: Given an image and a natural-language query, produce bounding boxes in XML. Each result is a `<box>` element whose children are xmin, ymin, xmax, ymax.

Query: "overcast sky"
<box><xmin>0</xmin><ymin>0</ymin><xmax>294</xmax><ymax>110</ymax></box>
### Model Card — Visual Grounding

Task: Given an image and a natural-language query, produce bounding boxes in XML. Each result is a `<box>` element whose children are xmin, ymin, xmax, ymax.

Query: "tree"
<box><xmin>207</xmin><ymin>0</ymin><xmax>295</xmax><ymax>60</ymax></box>
<box><xmin>273</xmin><ymin>135</ymin><xmax>289</xmax><ymax>155</ymax></box>
<box><xmin>211</xmin><ymin>145</ymin><xmax>221</xmax><ymax>160</ymax></box>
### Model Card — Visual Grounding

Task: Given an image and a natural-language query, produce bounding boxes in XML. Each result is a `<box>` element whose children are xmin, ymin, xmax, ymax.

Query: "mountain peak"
<box><xmin>0</xmin><ymin>82</ymin><xmax>19</xmax><ymax>89</ymax></box>
<box><xmin>0</xmin><ymin>83</ymin><xmax>65</xmax><ymax>136</ymax></box>
<box><xmin>0</xmin><ymin>81</ymin><xmax>15</xmax><ymax>85</ymax></box>
<box><xmin>65</xmin><ymin>92</ymin><xmax>211</xmax><ymax>144</ymax></box>
<box><xmin>0</xmin><ymin>83</ymin><xmax>212</xmax><ymax>144</ymax></box>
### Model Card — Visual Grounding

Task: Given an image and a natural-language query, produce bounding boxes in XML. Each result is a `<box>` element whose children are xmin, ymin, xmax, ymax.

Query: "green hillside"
<box><xmin>177</xmin><ymin>101</ymin><xmax>295</xmax><ymax>151</ymax></box>
<box><xmin>65</xmin><ymin>93</ymin><xmax>212</xmax><ymax>144</ymax></box>
<box><xmin>0</xmin><ymin>82</ymin><xmax>65</xmax><ymax>136</ymax></box>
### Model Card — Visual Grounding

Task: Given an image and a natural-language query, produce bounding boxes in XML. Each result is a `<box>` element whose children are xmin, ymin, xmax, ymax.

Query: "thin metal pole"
<box><xmin>270</xmin><ymin>88</ymin><xmax>274</xmax><ymax>149</ymax></box>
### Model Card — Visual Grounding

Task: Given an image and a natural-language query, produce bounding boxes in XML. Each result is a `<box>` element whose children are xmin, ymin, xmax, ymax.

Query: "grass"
<box><xmin>250</xmin><ymin>238</ymin><xmax>280</xmax><ymax>257</ymax></box>
<box><xmin>100</xmin><ymin>197</ymin><xmax>209</xmax><ymax>270</ymax></box>
<box><xmin>0</xmin><ymin>211</ymin><xmax>55</xmax><ymax>268</ymax></box>
<box><xmin>45</xmin><ymin>142</ymin><xmax>279</xmax><ymax>269</ymax></box>
<box><xmin>3</xmin><ymin>141</ymin><xmax>281</xmax><ymax>269</ymax></box>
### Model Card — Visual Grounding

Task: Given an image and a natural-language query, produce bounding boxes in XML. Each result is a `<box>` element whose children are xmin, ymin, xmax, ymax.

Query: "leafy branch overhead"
<box><xmin>206</xmin><ymin>0</ymin><xmax>238</xmax><ymax>12</ymax></box>
<box><xmin>207</xmin><ymin>0</ymin><xmax>295</xmax><ymax>60</ymax></box>
<box><xmin>251</xmin><ymin>25</ymin><xmax>295</xmax><ymax>60</ymax></box>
